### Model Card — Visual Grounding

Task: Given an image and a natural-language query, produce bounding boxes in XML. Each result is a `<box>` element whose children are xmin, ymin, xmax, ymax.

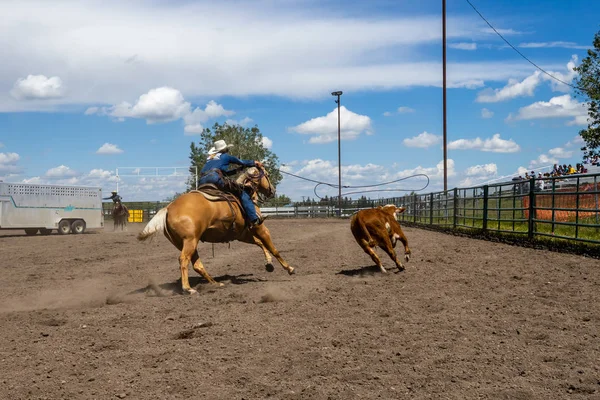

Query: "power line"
<box><xmin>465</xmin><ymin>0</ymin><xmax>581</xmax><ymax>90</ymax></box>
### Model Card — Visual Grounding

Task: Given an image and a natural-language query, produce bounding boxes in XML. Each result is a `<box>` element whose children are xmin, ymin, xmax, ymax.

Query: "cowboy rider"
<box><xmin>103</xmin><ymin>190</ymin><xmax>122</xmax><ymax>204</ymax></box>
<box><xmin>198</xmin><ymin>139</ymin><xmax>267</xmax><ymax>227</ymax></box>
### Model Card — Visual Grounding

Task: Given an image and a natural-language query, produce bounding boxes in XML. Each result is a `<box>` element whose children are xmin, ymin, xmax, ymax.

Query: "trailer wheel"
<box><xmin>58</xmin><ymin>220</ymin><xmax>72</xmax><ymax>235</ymax></box>
<box><xmin>39</xmin><ymin>228</ymin><xmax>52</xmax><ymax>235</ymax></box>
<box><xmin>71</xmin><ymin>219</ymin><xmax>86</xmax><ymax>234</ymax></box>
<box><xmin>24</xmin><ymin>228</ymin><xmax>39</xmax><ymax>236</ymax></box>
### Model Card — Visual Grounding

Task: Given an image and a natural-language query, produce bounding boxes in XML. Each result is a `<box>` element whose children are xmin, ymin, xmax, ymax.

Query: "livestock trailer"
<box><xmin>0</xmin><ymin>182</ymin><xmax>104</xmax><ymax>235</ymax></box>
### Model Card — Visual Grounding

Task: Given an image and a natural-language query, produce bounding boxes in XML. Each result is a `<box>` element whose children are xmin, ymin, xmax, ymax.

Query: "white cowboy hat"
<box><xmin>208</xmin><ymin>139</ymin><xmax>233</xmax><ymax>155</ymax></box>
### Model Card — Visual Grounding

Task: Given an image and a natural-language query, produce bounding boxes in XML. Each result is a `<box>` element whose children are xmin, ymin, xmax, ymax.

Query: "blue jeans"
<box><xmin>199</xmin><ymin>171</ymin><xmax>259</xmax><ymax>222</ymax></box>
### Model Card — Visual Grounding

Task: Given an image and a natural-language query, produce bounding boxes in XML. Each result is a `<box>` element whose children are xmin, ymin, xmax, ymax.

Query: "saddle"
<box><xmin>191</xmin><ymin>184</ymin><xmax>248</xmax><ymax>222</ymax></box>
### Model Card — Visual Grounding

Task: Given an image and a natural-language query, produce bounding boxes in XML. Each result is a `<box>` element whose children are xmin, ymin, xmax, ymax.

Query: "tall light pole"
<box><xmin>331</xmin><ymin>91</ymin><xmax>343</xmax><ymax>217</ymax></box>
<box><xmin>442</xmin><ymin>0</ymin><xmax>448</xmax><ymax>192</ymax></box>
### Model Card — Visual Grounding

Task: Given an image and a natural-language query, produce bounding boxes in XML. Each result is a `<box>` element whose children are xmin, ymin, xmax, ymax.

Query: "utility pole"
<box><xmin>331</xmin><ymin>91</ymin><xmax>343</xmax><ymax>217</ymax></box>
<box><xmin>442</xmin><ymin>0</ymin><xmax>448</xmax><ymax>192</ymax></box>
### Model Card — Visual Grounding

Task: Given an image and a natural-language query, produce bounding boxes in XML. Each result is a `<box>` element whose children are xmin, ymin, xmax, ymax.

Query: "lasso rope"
<box><xmin>279</xmin><ymin>170</ymin><xmax>430</xmax><ymax>200</ymax></box>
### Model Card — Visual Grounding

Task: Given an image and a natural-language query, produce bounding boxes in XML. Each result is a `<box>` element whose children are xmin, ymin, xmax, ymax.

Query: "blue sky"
<box><xmin>0</xmin><ymin>0</ymin><xmax>598</xmax><ymax>201</ymax></box>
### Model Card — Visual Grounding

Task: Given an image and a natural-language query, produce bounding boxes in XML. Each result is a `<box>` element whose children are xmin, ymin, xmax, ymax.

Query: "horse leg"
<box><xmin>179</xmin><ymin>239</ymin><xmax>200</xmax><ymax>294</ymax></box>
<box><xmin>254</xmin><ymin>237</ymin><xmax>274</xmax><ymax>272</ymax></box>
<box><xmin>251</xmin><ymin>225</ymin><xmax>295</xmax><ymax>275</ymax></box>
<box><xmin>191</xmin><ymin>250</ymin><xmax>223</xmax><ymax>287</ymax></box>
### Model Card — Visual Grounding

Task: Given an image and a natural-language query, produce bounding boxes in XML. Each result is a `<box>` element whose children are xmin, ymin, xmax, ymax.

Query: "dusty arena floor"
<box><xmin>1</xmin><ymin>219</ymin><xmax>599</xmax><ymax>399</ymax></box>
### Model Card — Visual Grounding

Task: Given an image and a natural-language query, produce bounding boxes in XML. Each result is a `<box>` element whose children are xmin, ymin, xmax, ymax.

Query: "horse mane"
<box><xmin>235</xmin><ymin>167</ymin><xmax>259</xmax><ymax>185</ymax></box>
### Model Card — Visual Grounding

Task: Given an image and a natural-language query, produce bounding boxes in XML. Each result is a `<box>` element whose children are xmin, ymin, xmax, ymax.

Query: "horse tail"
<box><xmin>137</xmin><ymin>207</ymin><xmax>168</xmax><ymax>241</ymax></box>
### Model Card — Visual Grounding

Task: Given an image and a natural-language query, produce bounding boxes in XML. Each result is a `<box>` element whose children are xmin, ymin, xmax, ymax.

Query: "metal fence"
<box><xmin>101</xmin><ymin>172</ymin><xmax>600</xmax><ymax>245</ymax></box>
<box><xmin>396</xmin><ymin>172</ymin><xmax>600</xmax><ymax>245</ymax></box>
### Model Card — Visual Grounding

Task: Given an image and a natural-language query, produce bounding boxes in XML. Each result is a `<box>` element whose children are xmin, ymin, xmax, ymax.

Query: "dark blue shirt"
<box><xmin>201</xmin><ymin>153</ymin><xmax>255</xmax><ymax>175</ymax></box>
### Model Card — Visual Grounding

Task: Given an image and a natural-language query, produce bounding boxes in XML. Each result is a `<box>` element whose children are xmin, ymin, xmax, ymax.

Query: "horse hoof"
<box><xmin>185</xmin><ymin>288</ymin><xmax>198</xmax><ymax>295</ymax></box>
<box><xmin>265</xmin><ymin>263</ymin><xmax>275</xmax><ymax>273</ymax></box>
<box><xmin>405</xmin><ymin>254</ymin><xmax>410</xmax><ymax>262</ymax></box>
<box><xmin>288</xmin><ymin>267</ymin><xmax>296</xmax><ymax>275</ymax></box>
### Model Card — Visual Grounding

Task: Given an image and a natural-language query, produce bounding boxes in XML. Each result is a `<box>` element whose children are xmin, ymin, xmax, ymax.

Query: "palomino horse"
<box><xmin>113</xmin><ymin>203</ymin><xmax>129</xmax><ymax>231</ymax></box>
<box><xmin>137</xmin><ymin>166</ymin><xmax>295</xmax><ymax>294</ymax></box>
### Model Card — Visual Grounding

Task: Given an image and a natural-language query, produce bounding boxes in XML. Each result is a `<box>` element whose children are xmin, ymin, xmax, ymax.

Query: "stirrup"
<box><xmin>249</xmin><ymin>215</ymin><xmax>268</xmax><ymax>228</ymax></box>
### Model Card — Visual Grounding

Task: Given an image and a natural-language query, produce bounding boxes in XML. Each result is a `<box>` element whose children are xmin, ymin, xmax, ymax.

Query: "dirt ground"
<box><xmin>1</xmin><ymin>218</ymin><xmax>599</xmax><ymax>400</ymax></box>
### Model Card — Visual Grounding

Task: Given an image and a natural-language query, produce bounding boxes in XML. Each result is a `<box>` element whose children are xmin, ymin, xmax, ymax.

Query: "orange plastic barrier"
<box><xmin>522</xmin><ymin>183</ymin><xmax>600</xmax><ymax>222</ymax></box>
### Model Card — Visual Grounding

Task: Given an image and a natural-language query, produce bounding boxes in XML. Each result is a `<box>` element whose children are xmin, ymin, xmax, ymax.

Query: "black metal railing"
<box><xmin>396</xmin><ymin>173</ymin><xmax>600</xmax><ymax>244</ymax></box>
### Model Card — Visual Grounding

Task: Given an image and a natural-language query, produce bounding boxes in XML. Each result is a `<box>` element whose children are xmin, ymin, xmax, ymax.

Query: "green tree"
<box><xmin>163</xmin><ymin>192</ymin><xmax>184</xmax><ymax>202</ymax></box>
<box><xmin>262</xmin><ymin>194</ymin><xmax>292</xmax><ymax>207</ymax></box>
<box><xmin>573</xmin><ymin>30</ymin><xmax>600</xmax><ymax>159</ymax></box>
<box><xmin>187</xmin><ymin>122</ymin><xmax>283</xmax><ymax>191</ymax></box>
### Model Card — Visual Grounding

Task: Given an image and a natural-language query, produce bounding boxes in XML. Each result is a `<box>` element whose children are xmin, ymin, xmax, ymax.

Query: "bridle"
<box><xmin>244</xmin><ymin>166</ymin><xmax>275</xmax><ymax>201</ymax></box>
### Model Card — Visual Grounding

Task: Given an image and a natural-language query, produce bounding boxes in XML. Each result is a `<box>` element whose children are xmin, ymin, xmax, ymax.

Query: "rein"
<box><xmin>241</xmin><ymin>167</ymin><xmax>274</xmax><ymax>202</ymax></box>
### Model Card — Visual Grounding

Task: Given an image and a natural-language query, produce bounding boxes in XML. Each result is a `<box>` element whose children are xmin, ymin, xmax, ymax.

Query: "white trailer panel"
<box><xmin>0</xmin><ymin>182</ymin><xmax>104</xmax><ymax>234</ymax></box>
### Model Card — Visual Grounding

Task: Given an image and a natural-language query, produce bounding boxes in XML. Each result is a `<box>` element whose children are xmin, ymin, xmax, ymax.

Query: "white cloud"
<box><xmin>5</xmin><ymin>167</ymin><xmax>191</xmax><ymax>201</ymax></box>
<box><xmin>481</xmin><ymin>108</ymin><xmax>494</xmax><ymax>118</ymax></box>
<box><xmin>225</xmin><ymin>117</ymin><xmax>253</xmax><ymax>127</ymax></box>
<box><xmin>403</xmin><ymin>131</ymin><xmax>441</xmax><ymax>148</ymax></box>
<box><xmin>565</xmin><ymin>135</ymin><xmax>585</xmax><ymax>148</ymax></box>
<box><xmin>261</xmin><ymin>136</ymin><xmax>273</xmax><ymax>150</ymax></box>
<box><xmin>482</xmin><ymin>28</ymin><xmax>523</xmax><ymax>35</ymax></box>
<box><xmin>448</xmin><ymin>133</ymin><xmax>520</xmax><ymax>153</ymax></box>
<box><xmin>507</xmin><ymin>94</ymin><xmax>588</xmax><ymax>125</ymax></box>
<box><xmin>397</xmin><ymin>106</ymin><xmax>415</xmax><ymax>114</ymax></box>
<box><xmin>383</xmin><ymin>106</ymin><xmax>415</xmax><ymax>116</ymax></box>
<box><xmin>92</xmin><ymin>89</ymin><xmax>236</xmax><ymax>134</ymax></box>
<box><xmin>465</xmin><ymin>163</ymin><xmax>498</xmax><ymax>176</ymax></box>
<box><xmin>88</xmin><ymin>169</ymin><xmax>116</xmax><ymax>179</ymax></box>
<box><xmin>476</xmin><ymin>55</ymin><xmax>577</xmax><ymax>103</ymax></box>
<box><xmin>184</xmin><ymin>124</ymin><xmax>204</xmax><ymax>135</ymax></box>
<box><xmin>395</xmin><ymin>159</ymin><xmax>456</xmax><ymax>181</ymax></box>
<box><xmin>476</xmin><ymin>71</ymin><xmax>541</xmax><ymax>103</ymax></box>
<box><xmin>543</xmin><ymin>55</ymin><xmax>578</xmax><ymax>92</ymax></box>
<box><xmin>277</xmin><ymin>158</ymin><xmax>454</xmax><ymax>200</ymax></box>
<box><xmin>566</xmin><ymin>115</ymin><xmax>591</xmax><ymax>126</ymax></box>
<box><xmin>99</xmin><ymin>87</ymin><xmax>191</xmax><ymax>124</ymax></box>
<box><xmin>96</xmin><ymin>143</ymin><xmax>124</xmax><ymax>155</ymax></box>
<box><xmin>84</xmin><ymin>106</ymin><xmax>99</xmax><ymax>115</ymax></box>
<box><xmin>21</xmin><ymin>176</ymin><xmax>42</xmax><ymax>184</ymax></box>
<box><xmin>186</xmin><ymin>100</ymin><xmax>234</xmax><ymax>126</ymax></box>
<box><xmin>10</xmin><ymin>75</ymin><xmax>65</xmax><ymax>100</ymax></box>
<box><xmin>516</xmin><ymin>166</ymin><xmax>528</xmax><ymax>176</ymax></box>
<box><xmin>548</xmin><ymin>147</ymin><xmax>573</xmax><ymax>159</ymax></box>
<box><xmin>0</xmin><ymin>152</ymin><xmax>20</xmax><ymax>173</ymax></box>
<box><xmin>45</xmin><ymin>165</ymin><xmax>79</xmax><ymax>178</ymax></box>
<box><xmin>519</xmin><ymin>42</ymin><xmax>589</xmax><ymax>50</ymax></box>
<box><xmin>183</xmin><ymin>100</ymin><xmax>235</xmax><ymax>132</ymax></box>
<box><xmin>529</xmin><ymin>154</ymin><xmax>559</xmax><ymax>169</ymax></box>
<box><xmin>449</xmin><ymin>42</ymin><xmax>477</xmax><ymax>50</ymax></box>
<box><xmin>0</xmin><ymin>1</ymin><xmax>555</xmax><ymax>111</ymax></box>
<box><xmin>289</xmin><ymin>106</ymin><xmax>372</xmax><ymax>144</ymax></box>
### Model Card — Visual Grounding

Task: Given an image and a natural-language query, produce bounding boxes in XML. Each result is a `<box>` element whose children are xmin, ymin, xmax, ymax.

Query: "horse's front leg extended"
<box><xmin>252</xmin><ymin>225</ymin><xmax>295</xmax><ymax>275</ymax></box>
<box><xmin>253</xmin><ymin>237</ymin><xmax>274</xmax><ymax>272</ymax></box>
